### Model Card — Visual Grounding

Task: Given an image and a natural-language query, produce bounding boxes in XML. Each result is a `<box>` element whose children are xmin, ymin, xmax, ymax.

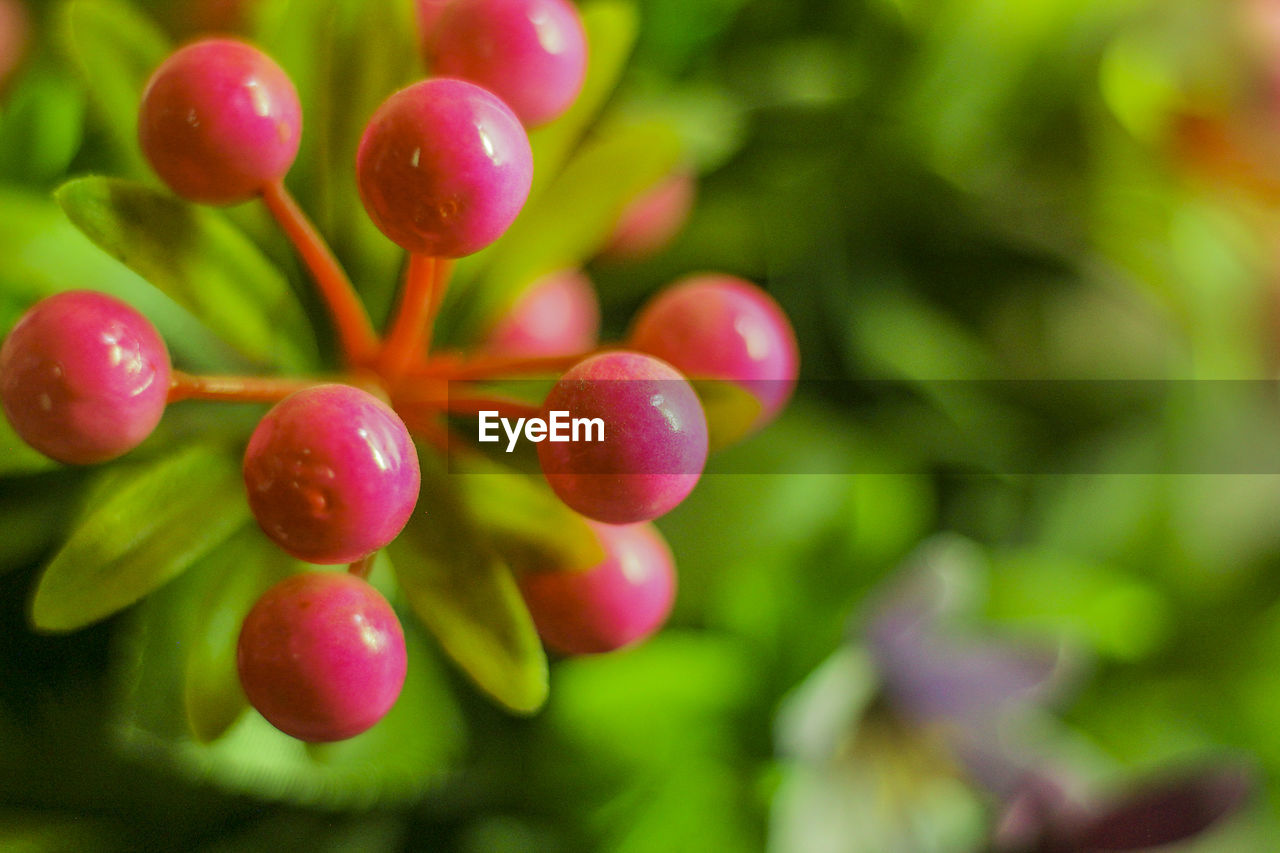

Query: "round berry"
<box><xmin>243</xmin><ymin>384</ymin><xmax>420</xmax><ymax>564</ymax></box>
<box><xmin>519</xmin><ymin>520</ymin><xmax>676</xmax><ymax>655</ymax></box>
<box><xmin>356</xmin><ymin>78</ymin><xmax>533</xmax><ymax>258</ymax></box>
<box><xmin>0</xmin><ymin>291</ymin><xmax>170</xmax><ymax>465</ymax></box>
<box><xmin>427</xmin><ymin>0</ymin><xmax>587</xmax><ymax>126</ymax></box>
<box><xmin>537</xmin><ymin>351</ymin><xmax>707</xmax><ymax>524</ymax></box>
<box><xmin>138</xmin><ymin>38</ymin><xmax>301</xmax><ymax>204</ymax></box>
<box><xmin>629</xmin><ymin>274</ymin><xmax>799</xmax><ymax>429</ymax></box>
<box><xmin>483</xmin><ymin>269</ymin><xmax>600</xmax><ymax>358</ymax></box>
<box><xmin>602</xmin><ymin>170</ymin><xmax>696</xmax><ymax>261</ymax></box>
<box><xmin>237</xmin><ymin>571</ymin><xmax>407</xmax><ymax>742</ymax></box>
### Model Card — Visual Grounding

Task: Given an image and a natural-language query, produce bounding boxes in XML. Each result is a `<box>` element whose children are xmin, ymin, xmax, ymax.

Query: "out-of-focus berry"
<box><xmin>630</xmin><ymin>273</ymin><xmax>799</xmax><ymax>431</ymax></box>
<box><xmin>427</xmin><ymin>0</ymin><xmax>587</xmax><ymax>126</ymax></box>
<box><xmin>519</xmin><ymin>519</ymin><xmax>675</xmax><ymax>654</ymax></box>
<box><xmin>601</xmin><ymin>171</ymin><xmax>696</xmax><ymax>261</ymax></box>
<box><xmin>482</xmin><ymin>269</ymin><xmax>600</xmax><ymax>358</ymax></box>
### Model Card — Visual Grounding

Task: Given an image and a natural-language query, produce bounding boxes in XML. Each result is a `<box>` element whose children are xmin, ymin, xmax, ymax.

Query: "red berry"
<box><xmin>138</xmin><ymin>38</ymin><xmax>301</xmax><ymax>204</ymax></box>
<box><xmin>356</xmin><ymin>78</ymin><xmax>533</xmax><ymax>258</ymax></box>
<box><xmin>519</xmin><ymin>520</ymin><xmax>676</xmax><ymax>655</ymax></box>
<box><xmin>482</xmin><ymin>269</ymin><xmax>599</xmax><ymax>358</ymax></box>
<box><xmin>427</xmin><ymin>0</ymin><xmax>587</xmax><ymax>126</ymax></box>
<box><xmin>237</xmin><ymin>571</ymin><xmax>407</xmax><ymax>742</ymax></box>
<box><xmin>538</xmin><ymin>351</ymin><xmax>707</xmax><ymax>524</ymax></box>
<box><xmin>0</xmin><ymin>291</ymin><xmax>170</xmax><ymax>465</ymax></box>
<box><xmin>243</xmin><ymin>384</ymin><xmax>420</xmax><ymax>564</ymax></box>
<box><xmin>629</xmin><ymin>274</ymin><xmax>799</xmax><ymax>429</ymax></box>
<box><xmin>602</xmin><ymin>170</ymin><xmax>696</xmax><ymax>261</ymax></box>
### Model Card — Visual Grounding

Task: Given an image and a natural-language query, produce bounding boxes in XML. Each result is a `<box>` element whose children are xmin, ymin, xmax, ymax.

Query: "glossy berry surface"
<box><xmin>519</xmin><ymin>520</ymin><xmax>676</xmax><ymax>655</ymax></box>
<box><xmin>538</xmin><ymin>351</ymin><xmax>707</xmax><ymax>524</ymax></box>
<box><xmin>138</xmin><ymin>38</ymin><xmax>301</xmax><ymax>204</ymax></box>
<box><xmin>629</xmin><ymin>274</ymin><xmax>799</xmax><ymax>427</ymax></box>
<box><xmin>602</xmin><ymin>170</ymin><xmax>696</xmax><ymax>261</ymax></box>
<box><xmin>0</xmin><ymin>290</ymin><xmax>170</xmax><ymax>465</ymax></box>
<box><xmin>243</xmin><ymin>384</ymin><xmax>420</xmax><ymax>564</ymax></box>
<box><xmin>356</xmin><ymin>78</ymin><xmax>533</xmax><ymax>257</ymax></box>
<box><xmin>483</xmin><ymin>269</ymin><xmax>600</xmax><ymax>357</ymax></box>
<box><xmin>427</xmin><ymin>0</ymin><xmax>588</xmax><ymax>126</ymax></box>
<box><xmin>237</xmin><ymin>571</ymin><xmax>407</xmax><ymax>742</ymax></box>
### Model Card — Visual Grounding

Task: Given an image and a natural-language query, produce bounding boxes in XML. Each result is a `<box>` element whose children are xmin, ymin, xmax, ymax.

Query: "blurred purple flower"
<box><xmin>770</xmin><ymin>535</ymin><xmax>1255</xmax><ymax>853</ymax></box>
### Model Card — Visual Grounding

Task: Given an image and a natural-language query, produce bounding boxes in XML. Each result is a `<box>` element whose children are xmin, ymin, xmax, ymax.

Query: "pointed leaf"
<box><xmin>389</xmin><ymin>461</ymin><xmax>548</xmax><ymax>713</ymax></box>
<box><xmin>31</xmin><ymin>445</ymin><xmax>248</xmax><ymax>632</ymax></box>
<box><xmin>453</xmin><ymin>455</ymin><xmax>605</xmax><ymax>574</ymax></box>
<box><xmin>59</xmin><ymin>0</ymin><xmax>170</xmax><ymax>178</ymax></box>
<box><xmin>56</xmin><ymin>177</ymin><xmax>316</xmax><ymax>369</ymax></box>
<box><xmin>184</xmin><ymin>527</ymin><xmax>299</xmax><ymax>743</ymax></box>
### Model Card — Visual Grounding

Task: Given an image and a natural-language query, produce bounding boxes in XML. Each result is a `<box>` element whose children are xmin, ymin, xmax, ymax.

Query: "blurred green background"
<box><xmin>3</xmin><ymin>0</ymin><xmax>1280</xmax><ymax>849</ymax></box>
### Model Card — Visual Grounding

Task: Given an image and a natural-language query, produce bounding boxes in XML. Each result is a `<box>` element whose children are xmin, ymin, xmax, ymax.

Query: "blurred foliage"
<box><xmin>1</xmin><ymin>0</ymin><xmax>1280</xmax><ymax>850</ymax></box>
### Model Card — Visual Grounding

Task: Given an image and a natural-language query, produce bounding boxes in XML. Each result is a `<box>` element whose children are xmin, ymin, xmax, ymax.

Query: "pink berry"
<box><xmin>629</xmin><ymin>274</ymin><xmax>799</xmax><ymax>428</ymax></box>
<box><xmin>519</xmin><ymin>520</ymin><xmax>676</xmax><ymax>655</ymax></box>
<box><xmin>482</xmin><ymin>269</ymin><xmax>600</xmax><ymax>358</ymax></box>
<box><xmin>356</xmin><ymin>78</ymin><xmax>533</xmax><ymax>258</ymax></box>
<box><xmin>427</xmin><ymin>0</ymin><xmax>587</xmax><ymax>126</ymax></box>
<box><xmin>601</xmin><ymin>171</ymin><xmax>696</xmax><ymax>261</ymax></box>
<box><xmin>0</xmin><ymin>291</ymin><xmax>170</xmax><ymax>465</ymax></box>
<box><xmin>538</xmin><ymin>351</ymin><xmax>707</xmax><ymax>524</ymax></box>
<box><xmin>138</xmin><ymin>38</ymin><xmax>301</xmax><ymax>205</ymax></box>
<box><xmin>237</xmin><ymin>571</ymin><xmax>407</xmax><ymax>742</ymax></box>
<box><xmin>243</xmin><ymin>384</ymin><xmax>420</xmax><ymax>564</ymax></box>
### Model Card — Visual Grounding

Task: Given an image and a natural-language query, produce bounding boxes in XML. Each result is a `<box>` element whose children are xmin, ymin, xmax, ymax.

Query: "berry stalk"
<box><xmin>379</xmin><ymin>254</ymin><xmax>454</xmax><ymax>380</ymax></box>
<box><xmin>260</xmin><ymin>180</ymin><xmax>379</xmax><ymax>366</ymax></box>
<box><xmin>167</xmin><ymin>370</ymin><xmax>320</xmax><ymax>404</ymax></box>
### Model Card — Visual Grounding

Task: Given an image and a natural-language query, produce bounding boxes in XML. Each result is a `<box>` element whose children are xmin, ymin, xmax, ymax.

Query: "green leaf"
<box><xmin>457</xmin><ymin>119</ymin><xmax>683</xmax><ymax>337</ymax></box>
<box><xmin>184</xmin><ymin>528</ymin><xmax>299</xmax><ymax>743</ymax></box>
<box><xmin>58</xmin><ymin>0</ymin><xmax>170</xmax><ymax>179</ymax></box>
<box><xmin>689</xmin><ymin>378</ymin><xmax>764</xmax><ymax>452</ymax></box>
<box><xmin>389</xmin><ymin>461</ymin><xmax>548</xmax><ymax>713</ymax></box>
<box><xmin>56</xmin><ymin>177</ymin><xmax>316</xmax><ymax>370</ymax></box>
<box><xmin>0</xmin><ymin>187</ymin><xmax>248</xmax><ymax>373</ymax></box>
<box><xmin>453</xmin><ymin>455</ymin><xmax>606</xmax><ymax>574</ymax></box>
<box><xmin>527</xmin><ymin>0</ymin><xmax>640</xmax><ymax>197</ymax></box>
<box><xmin>31</xmin><ymin>444</ymin><xmax>248</xmax><ymax>632</ymax></box>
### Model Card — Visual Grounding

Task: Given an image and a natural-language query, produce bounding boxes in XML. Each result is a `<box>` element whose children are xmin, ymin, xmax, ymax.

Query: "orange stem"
<box><xmin>260</xmin><ymin>180</ymin><xmax>378</xmax><ymax>366</ymax></box>
<box><xmin>167</xmin><ymin>370</ymin><xmax>321</xmax><ymax>404</ymax></box>
<box><xmin>379</xmin><ymin>253</ymin><xmax>450</xmax><ymax>380</ymax></box>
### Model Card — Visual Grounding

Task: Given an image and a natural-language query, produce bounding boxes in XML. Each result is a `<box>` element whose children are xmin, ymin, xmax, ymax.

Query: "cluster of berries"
<box><xmin>0</xmin><ymin>0</ymin><xmax>798</xmax><ymax>743</ymax></box>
